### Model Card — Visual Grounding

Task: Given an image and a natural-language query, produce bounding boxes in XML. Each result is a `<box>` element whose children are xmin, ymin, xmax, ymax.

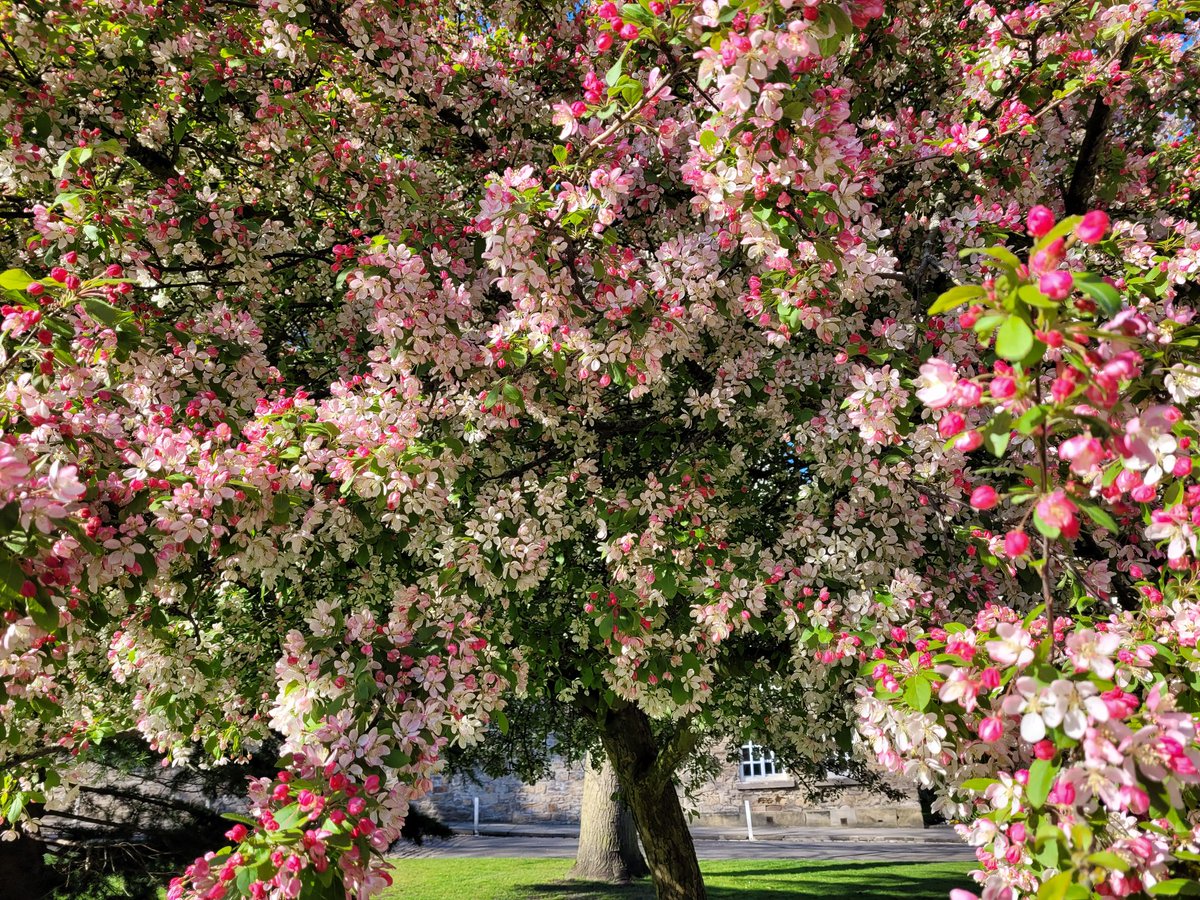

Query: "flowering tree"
<box><xmin>0</xmin><ymin>0</ymin><xmax>1198</xmax><ymax>899</ymax></box>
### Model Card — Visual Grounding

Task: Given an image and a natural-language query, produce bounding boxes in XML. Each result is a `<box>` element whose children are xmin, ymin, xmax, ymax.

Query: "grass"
<box><xmin>378</xmin><ymin>858</ymin><xmax>974</xmax><ymax>899</ymax></box>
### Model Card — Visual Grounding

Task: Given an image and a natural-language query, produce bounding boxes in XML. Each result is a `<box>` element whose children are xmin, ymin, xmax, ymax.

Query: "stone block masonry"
<box><xmin>417</xmin><ymin>750</ymin><xmax>923</xmax><ymax>828</ymax></box>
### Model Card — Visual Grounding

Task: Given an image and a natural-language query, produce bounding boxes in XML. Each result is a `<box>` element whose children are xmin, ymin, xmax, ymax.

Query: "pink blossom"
<box><xmin>970</xmin><ymin>485</ymin><xmax>999</xmax><ymax>510</ymax></box>
<box><xmin>1038</xmin><ymin>270</ymin><xmax>1073</xmax><ymax>300</ymax></box>
<box><xmin>1065</xmin><ymin>628</ymin><xmax>1121</xmax><ymax>679</ymax></box>
<box><xmin>915</xmin><ymin>358</ymin><xmax>959</xmax><ymax>409</ymax></box>
<box><xmin>1058</xmin><ymin>434</ymin><xmax>1104</xmax><ymax>477</ymax></box>
<box><xmin>1026</xmin><ymin>206</ymin><xmax>1055</xmax><ymax>238</ymax></box>
<box><xmin>1036</xmin><ymin>489</ymin><xmax>1079</xmax><ymax>539</ymax></box>
<box><xmin>1075</xmin><ymin>210</ymin><xmax>1110</xmax><ymax>244</ymax></box>
<box><xmin>978</xmin><ymin>716</ymin><xmax>1004</xmax><ymax>742</ymax></box>
<box><xmin>1003</xmin><ymin>530</ymin><xmax>1029</xmax><ymax>557</ymax></box>
<box><xmin>0</xmin><ymin>443</ymin><xmax>30</xmax><ymax>492</ymax></box>
<box><xmin>986</xmin><ymin>622</ymin><xmax>1034</xmax><ymax>668</ymax></box>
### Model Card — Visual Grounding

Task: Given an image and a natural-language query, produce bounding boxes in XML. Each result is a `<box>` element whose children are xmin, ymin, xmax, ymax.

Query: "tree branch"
<box><xmin>1063</xmin><ymin>35</ymin><xmax>1141</xmax><ymax>215</ymax></box>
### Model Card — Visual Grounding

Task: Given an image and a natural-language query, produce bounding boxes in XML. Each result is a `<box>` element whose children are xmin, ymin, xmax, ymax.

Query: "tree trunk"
<box><xmin>0</xmin><ymin>806</ymin><xmax>53</xmax><ymax>899</ymax></box>
<box><xmin>599</xmin><ymin>706</ymin><xmax>707</xmax><ymax>900</ymax></box>
<box><xmin>567</xmin><ymin>751</ymin><xmax>649</xmax><ymax>883</ymax></box>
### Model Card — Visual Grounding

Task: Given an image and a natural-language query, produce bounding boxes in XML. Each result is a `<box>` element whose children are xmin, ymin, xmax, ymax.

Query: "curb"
<box><xmin>444</xmin><ymin>825</ymin><xmax>964</xmax><ymax>845</ymax></box>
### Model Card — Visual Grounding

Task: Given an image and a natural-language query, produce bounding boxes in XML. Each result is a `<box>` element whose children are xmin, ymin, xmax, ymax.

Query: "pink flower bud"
<box><xmin>105</xmin><ymin>264</ymin><xmax>123</xmax><ymax>277</ymax></box>
<box><xmin>50</xmin><ymin>267</ymin><xmax>68</xmax><ymax>283</ymax></box>
<box><xmin>27</xmin><ymin>282</ymin><xmax>44</xmax><ymax>296</ymax></box>
<box><xmin>1004</xmin><ymin>530</ymin><xmax>1030</xmax><ymax>557</ymax></box>
<box><xmin>954</xmin><ymin>430</ymin><xmax>983</xmax><ymax>452</ymax></box>
<box><xmin>596</xmin><ymin>31</ymin><xmax>613</xmax><ymax>50</ymax></box>
<box><xmin>977</xmin><ymin>716</ymin><xmax>1004</xmax><ymax>742</ymax></box>
<box><xmin>597</xmin><ymin>1</ymin><xmax>620</xmax><ymax>18</ymax></box>
<box><xmin>1026</xmin><ymin>205</ymin><xmax>1055</xmax><ymax>238</ymax></box>
<box><xmin>1047</xmin><ymin>778</ymin><xmax>1076</xmax><ymax>806</ymax></box>
<box><xmin>1075</xmin><ymin>210</ymin><xmax>1109</xmax><ymax>244</ymax></box>
<box><xmin>63</xmin><ymin>251</ymin><xmax>78</xmax><ymax>265</ymax></box>
<box><xmin>970</xmin><ymin>485</ymin><xmax>999</xmax><ymax>510</ymax></box>
<box><xmin>1009</xmin><ymin>823</ymin><xmax>1027</xmax><ymax>843</ymax></box>
<box><xmin>938</xmin><ymin>412</ymin><xmax>966</xmax><ymax>439</ymax></box>
<box><xmin>1038</xmin><ymin>270</ymin><xmax>1073</xmax><ymax>300</ymax></box>
<box><xmin>618</xmin><ymin>23</ymin><xmax>639</xmax><ymax>40</ymax></box>
<box><xmin>980</xmin><ymin>667</ymin><xmax>1001</xmax><ymax>689</ymax></box>
<box><xmin>1037</xmin><ymin>489</ymin><xmax>1079</xmax><ymax>539</ymax></box>
<box><xmin>1030</xmin><ymin>238</ymin><xmax>1065</xmax><ymax>275</ymax></box>
<box><xmin>1033</xmin><ymin>740</ymin><xmax>1056</xmax><ymax>760</ymax></box>
<box><xmin>990</xmin><ymin>375</ymin><xmax>1016</xmax><ymax>399</ymax></box>
<box><xmin>953</xmin><ymin>381</ymin><xmax>983</xmax><ymax>407</ymax></box>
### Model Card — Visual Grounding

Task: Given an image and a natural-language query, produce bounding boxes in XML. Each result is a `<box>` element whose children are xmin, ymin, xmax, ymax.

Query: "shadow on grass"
<box><xmin>526</xmin><ymin>861</ymin><xmax>971</xmax><ymax>900</ymax></box>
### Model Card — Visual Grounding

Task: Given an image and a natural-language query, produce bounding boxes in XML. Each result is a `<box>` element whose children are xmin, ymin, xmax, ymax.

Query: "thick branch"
<box><xmin>1063</xmin><ymin>36</ymin><xmax>1141</xmax><ymax>215</ymax></box>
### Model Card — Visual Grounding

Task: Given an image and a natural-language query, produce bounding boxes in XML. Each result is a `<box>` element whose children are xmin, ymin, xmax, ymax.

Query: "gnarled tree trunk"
<box><xmin>567</xmin><ymin>751</ymin><xmax>649</xmax><ymax>883</ymax></box>
<box><xmin>599</xmin><ymin>706</ymin><xmax>706</xmax><ymax>900</ymax></box>
<box><xmin>0</xmin><ymin>805</ymin><xmax>52</xmax><ymax>899</ymax></box>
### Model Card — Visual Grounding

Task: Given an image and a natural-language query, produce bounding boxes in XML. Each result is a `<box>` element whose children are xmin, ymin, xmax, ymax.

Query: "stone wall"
<box><xmin>418</xmin><ymin>755</ymin><xmax>585</xmax><ymax>825</ymax></box>
<box><xmin>681</xmin><ymin>764</ymin><xmax>924</xmax><ymax>827</ymax></box>
<box><xmin>418</xmin><ymin>747</ymin><xmax>923</xmax><ymax>828</ymax></box>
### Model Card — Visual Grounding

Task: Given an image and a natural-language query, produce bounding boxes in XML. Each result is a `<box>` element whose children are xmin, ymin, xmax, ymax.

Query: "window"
<box><xmin>739</xmin><ymin>742</ymin><xmax>783</xmax><ymax>780</ymax></box>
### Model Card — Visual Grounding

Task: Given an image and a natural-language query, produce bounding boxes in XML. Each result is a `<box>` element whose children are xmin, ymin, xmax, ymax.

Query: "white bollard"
<box><xmin>744</xmin><ymin>799</ymin><xmax>755</xmax><ymax>841</ymax></box>
<box><xmin>473</xmin><ymin>797</ymin><xmax>480</xmax><ymax>835</ymax></box>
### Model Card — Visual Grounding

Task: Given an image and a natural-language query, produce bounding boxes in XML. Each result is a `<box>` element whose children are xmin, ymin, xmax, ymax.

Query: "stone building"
<box><xmin>417</xmin><ymin>741</ymin><xmax>925</xmax><ymax>828</ymax></box>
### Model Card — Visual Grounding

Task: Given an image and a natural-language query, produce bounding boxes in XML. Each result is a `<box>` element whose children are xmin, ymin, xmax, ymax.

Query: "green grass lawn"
<box><xmin>379</xmin><ymin>858</ymin><xmax>974</xmax><ymax>899</ymax></box>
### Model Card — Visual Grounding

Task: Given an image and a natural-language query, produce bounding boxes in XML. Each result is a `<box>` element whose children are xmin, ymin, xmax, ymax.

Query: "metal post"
<box><xmin>473</xmin><ymin>796</ymin><xmax>480</xmax><ymax>835</ymax></box>
<box><xmin>744</xmin><ymin>799</ymin><xmax>755</xmax><ymax>841</ymax></box>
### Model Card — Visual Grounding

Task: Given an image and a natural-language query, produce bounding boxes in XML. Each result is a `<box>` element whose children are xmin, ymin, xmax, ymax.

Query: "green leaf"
<box><xmin>1032</xmin><ymin>510</ymin><xmax>1060</xmax><ymax>540</ymax></box>
<box><xmin>996</xmin><ymin>316</ymin><xmax>1034</xmax><ymax>361</ymax></box>
<box><xmin>962</xmin><ymin>245</ymin><xmax>1023</xmax><ymax>271</ymax></box>
<box><xmin>0</xmin><ymin>269</ymin><xmax>36</xmax><ymax>292</ymax></box>
<box><xmin>493</xmin><ymin>708</ymin><xmax>509</xmax><ymax>735</ymax></box>
<box><xmin>825</xmin><ymin>3</ymin><xmax>854</xmax><ymax>33</ymax></box>
<box><xmin>928</xmin><ymin>283</ymin><xmax>985</xmax><ymax>316</ymax></box>
<box><xmin>1149</xmin><ymin>879</ymin><xmax>1200</xmax><ymax>896</ymax></box>
<box><xmin>981</xmin><ymin>411</ymin><xmax>1013</xmax><ymax>458</ymax></box>
<box><xmin>958</xmin><ymin>777</ymin><xmax>998</xmax><ymax>792</ymax></box>
<box><xmin>1080</xmin><ymin>502</ymin><xmax>1118</xmax><ymax>533</ymax></box>
<box><xmin>1026</xmin><ymin>757</ymin><xmax>1056</xmax><ymax>809</ymax></box>
<box><xmin>0</xmin><ymin>551</ymin><xmax>26</xmax><ymax>602</ymax></box>
<box><xmin>1017</xmin><ymin>284</ymin><xmax>1061</xmax><ymax>309</ymax></box>
<box><xmin>81</xmin><ymin>297</ymin><xmax>134</xmax><ymax>327</ymax></box>
<box><xmin>657</xmin><ymin>569</ymin><xmax>677</xmax><ymax>599</ymax></box>
<box><xmin>1014</xmin><ymin>405</ymin><xmax>1048</xmax><ymax>435</ymax></box>
<box><xmin>604</xmin><ymin>51</ymin><xmax>625</xmax><ymax>87</ymax></box>
<box><xmin>1075</xmin><ymin>276</ymin><xmax>1122</xmax><ymax>318</ymax></box>
<box><xmin>903</xmin><ymin>675</ymin><xmax>932</xmax><ymax>712</ymax></box>
<box><xmin>1037</xmin><ymin>872</ymin><xmax>1074</xmax><ymax>900</ymax></box>
<box><xmin>1086</xmin><ymin>850</ymin><xmax>1129</xmax><ymax>872</ymax></box>
<box><xmin>699</xmin><ymin>130</ymin><xmax>718</xmax><ymax>154</ymax></box>
<box><xmin>26</xmin><ymin>595</ymin><xmax>59</xmax><ymax>631</ymax></box>
<box><xmin>272</xmin><ymin>493</ymin><xmax>292</xmax><ymax>525</ymax></box>
<box><xmin>1032</xmin><ymin>215</ymin><xmax>1082</xmax><ymax>253</ymax></box>
<box><xmin>552</xmin><ymin>144</ymin><xmax>567</xmax><ymax>165</ymax></box>
<box><xmin>1163</xmin><ymin>480</ymin><xmax>1184</xmax><ymax>509</ymax></box>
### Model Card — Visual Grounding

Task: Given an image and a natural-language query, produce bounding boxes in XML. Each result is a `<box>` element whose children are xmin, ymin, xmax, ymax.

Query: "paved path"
<box><xmin>394</xmin><ymin>833</ymin><xmax>975</xmax><ymax>863</ymax></box>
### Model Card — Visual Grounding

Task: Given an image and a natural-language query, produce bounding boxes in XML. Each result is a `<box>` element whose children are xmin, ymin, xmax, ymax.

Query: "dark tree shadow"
<box><xmin>522</xmin><ymin>861</ymin><xmax>972</xmax><ymax>899</ymax></box>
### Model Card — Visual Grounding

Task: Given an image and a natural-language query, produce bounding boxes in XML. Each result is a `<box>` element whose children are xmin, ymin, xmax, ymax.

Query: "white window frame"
<box><xmin>739</xmin><ymin>742</ymin><xmax>784</xmax><ymax>780</ymax></box>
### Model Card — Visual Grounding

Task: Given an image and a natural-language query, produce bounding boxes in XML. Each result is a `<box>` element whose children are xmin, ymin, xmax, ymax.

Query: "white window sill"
<box><xmin>736</xmin><ymin>776</ymin><xmax>795</xmax><ymax>790</ymax></box>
